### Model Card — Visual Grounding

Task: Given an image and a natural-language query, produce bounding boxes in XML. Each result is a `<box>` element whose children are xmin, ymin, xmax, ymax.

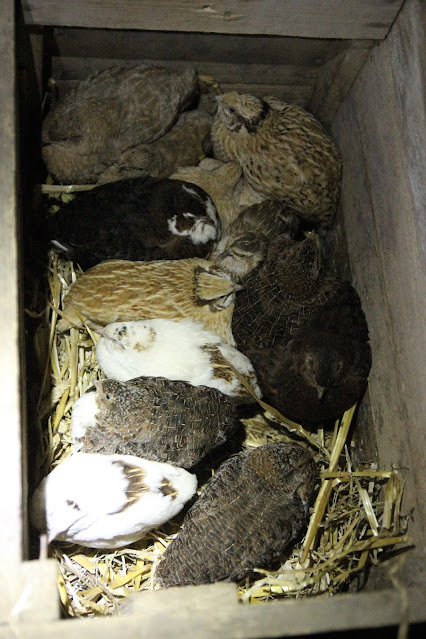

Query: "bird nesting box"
<box><xmin>2</xmin><ymin>0</ymin><xmax>425</xmax><ymax>636</ymax></box>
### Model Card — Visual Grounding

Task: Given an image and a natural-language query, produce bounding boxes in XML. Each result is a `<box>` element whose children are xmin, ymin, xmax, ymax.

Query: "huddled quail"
<box><xmin>247</xmin><ymin>282</ymin><xmax>372</xmax><ymax>425</ymax></box>
<box><xmin>210</xmin><ymin>200</ymin><xmax>301</xmax><ymax>279</ymax></box>
<box><xmin>155</xmin><ymin>442</ymin><xmax>317</xmax><ymax>586</ymax></box>
<box><xmin>232</xmin><ymin>233</ymin><xmax>340</xmax><ymax>353</ymax></box>
<box><xmin>97</xmin><ymin>108</ymin><xmax>213</xmax><ymax>183</ymax></box>
<box><xmin>42</xmin><ymin>63</ymin><xmax>199</xmax><ymax>184</ymax></box>
<box><xmin>30</xmin><ymin>452</ymin><xmax>197</xmax><ymax>549</ymax></box>
<box><xmin>47</xmin><ymin>176</ymin><xmax>219</xmax><ymax>269</ymax></box>
<box><xmin>212</xmin><ymin>91</ymin><xmax>342</xmax><ymax>230</ymax></box>
<box><xmin>95</xmin><ymin>319</ymin><xmax>261</xmax><ymax>401</ymax></box>
<box><xmin>57</xmin><ymin>257</ymin><xmax>242</xmax><ymax>346</ymax></box>
<box><xmin>71</xmin><ymin>376</ymin><xmax>238</xmax><ymax>468</ymax></box>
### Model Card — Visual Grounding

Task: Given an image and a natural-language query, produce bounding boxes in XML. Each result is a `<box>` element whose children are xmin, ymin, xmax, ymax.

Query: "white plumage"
<box><xmin>30</xmin><ymin>453</ymin><xmax>197</xmax><ymax>549</ymax></box>
<box><xmin>95</xmin><ymin>318</ymin><xmax>261</xmax><ymax>400</ymax></box>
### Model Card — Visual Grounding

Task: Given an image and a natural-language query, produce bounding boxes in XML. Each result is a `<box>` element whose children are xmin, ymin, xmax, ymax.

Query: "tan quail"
<box><xmin>211</xmin><ymin>92</ymin><xmax>342</xmax><ymax>229</ymax></box>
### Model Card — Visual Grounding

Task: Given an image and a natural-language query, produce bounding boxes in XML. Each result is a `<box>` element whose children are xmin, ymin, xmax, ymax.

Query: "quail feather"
<box><xmin>210</xmin><ymin>200</ymin><xmax>301</xmax><ymax>279</ymax></box>
<box><xmin>95</xmin><ymin>319</ymin><xmax>261</xmax><ymax>401</ymax></box>
<box><xmin>47</xmin><ymin>176</ymin><xmax>219</xmax><ymax>269</ymax></box>
<box><xmin>97</xmin><ymin>109</ymin><xmax>213</xmax><ymax>183</ymax></box>
<box><xmin>42</xmin><ymin>63</ymin><xmax>199</xmax><ymax>184</ymax></box>
<box><xmin>154</xmin><ymin>442</ymin><xmax>317</xmax><ymax>586</ymax></box>
<box><xmin>232</xmin><ymin>233</ymin><xmax>340</xmax><ymax>353</ymax></box>
<box><xmin>247</xmin><ymin>282</ymin><xmax>372</xmax><ymax>425</ymax></box>
<box><xmin>212</xmin><ymin>91</ymin><xmax>342</xmax><ymax>230</ymax></box>
<box><xmin>30</xmin><ymin>452</ymin><xmax>197</xmax><ymax>549</ymax></box>
<box><xmin>71</xmin><ymin>376</ymin><xmax>238</xmax><ymax>468</ymax></box>
<box><xmin>57</xmin><ymin>258</ymin><xmax>242</xmax><ymax>346</ymax></box>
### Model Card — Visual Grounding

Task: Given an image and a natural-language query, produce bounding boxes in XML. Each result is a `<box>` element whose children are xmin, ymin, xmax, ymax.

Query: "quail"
<box><xmin>97</xmin><ymin>108</ymin><xmax>213</xmax><ymax>183</ymax></box>
<box><xmin>47</xmin><ymin>176</ymin><xmax>219</xmax><ymax>269</ymax></box>
<box><xmin>30</xmin><ymin>452</ymin><xmax>197</xmax><ymax>549</ymax></box>
<box><xmin>95</xmin><ymin>319</ymin><xmax>261</xmax><ymax>401</ymax></box>
<box><xmin>210</xmin><ymin>200</ymin><xmax>301</xmax><ymax>279</ymax></box>
<box><xmin>42</xmin><ymin>63</ymin><xmax>199</xmax><ymax>184</ymax></box>
<box><xmin>211</xmin><ymin>92</ymin><xmax>341</xmax><ymax>229</ymax></box>
<box><xmin>71</xmin><ymin>376</ymin><xmax>238</xmax><ymax>468</ymax></box>
<box><xmin>232</xmin><ymin>233</ymin><xmax>340</xmax><ymax>353</ymax></box>
<box><xmin>247</xmin><ymin>282</ymin><xmax>372</xmax><ymax>425</ymax></box>
<box><xmin>57</xmin><ymin>258</ymin><xmax>243</xmax><ymax>346</ymax></box>
<box><xmin>155</xmin><ymin>442</ymin><xmax>317</xmax><ymax>586</ymax></box>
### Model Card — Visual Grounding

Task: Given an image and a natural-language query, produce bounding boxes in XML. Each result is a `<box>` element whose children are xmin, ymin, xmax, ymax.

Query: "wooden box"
<box><xmin>1</xmin><ymin>0</ymin><xmax>424</xmax><ymax>635</ymax></box>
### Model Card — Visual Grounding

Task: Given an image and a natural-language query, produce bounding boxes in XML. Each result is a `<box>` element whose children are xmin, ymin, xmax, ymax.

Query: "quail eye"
<box><xmin>66</xmin><ymin>499</ymin><xmax>81</xmax><ymax>511</ymax></box>
<box><xmin>228</xmin><ymin>106</ymin><xmax>236</xmax><ymax>114</ymax></box>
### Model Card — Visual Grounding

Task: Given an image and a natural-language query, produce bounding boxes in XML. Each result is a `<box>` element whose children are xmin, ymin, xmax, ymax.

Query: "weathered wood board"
<box><xmin>0</xmin><ymin>0</ymin><xmax>26</xmax><ymax>593</ymax></box>
<box><xmin>332</xmin><ymin>0</ymin><xmax>426</xmax><ymax>549</ymax></box>
<box><xmin>23</xmin><ymin>0</ymin><xmax>404</xmax><ymax>39</ymax></box>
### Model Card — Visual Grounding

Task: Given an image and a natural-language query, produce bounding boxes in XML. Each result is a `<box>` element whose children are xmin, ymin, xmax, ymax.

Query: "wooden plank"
<box><xmin>308</xmin><ymin>40</ymin><xmax>374</xmax><ymax>127</ymax></box>
<box><xmin>1</xmin><ymin>560</ymin><xmax>59</xmax><ymax>623</ymax></box>
<box><xmin>332</xmin><ymin>2</ymin><xmax>426</xmax><ymax>549</ymax></box>
<box><xmin>386</xmin><ymin>0</ymin><xmax>426</xmax><ymax>256</ymax></box>
<box><xmin>0</xmin><ymin>0</ymin><xmax>25</xmax><ymax>599</ymax></box>
<box><xmin>23</xmin><ymin>0</ymin><xmax>404</xmax><ymax>39</ymax></box>
<box><xmin>51</xmin><ymin>56</ymin><xmax>318</xmax><ymax>86</ymax></box>
<box><xmin>46</xmin><ymin>28</ymin><xmax>347</xmax><ymax>68</ymax></box>
<box><xmin>3</xmin><ymin>586</ymin><xmax>425</xmax><ymax>637</ymax></box>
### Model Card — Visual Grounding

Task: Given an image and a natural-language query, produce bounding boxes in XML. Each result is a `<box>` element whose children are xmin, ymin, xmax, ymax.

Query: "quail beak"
<box><xmin>316</xmin><ymin>386</ymin><xmax>326</xmax><ymax>401</ymax></box>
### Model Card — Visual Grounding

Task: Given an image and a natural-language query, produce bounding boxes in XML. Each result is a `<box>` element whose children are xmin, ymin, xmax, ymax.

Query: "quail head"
<box><xmin>210</xmin><ymin>200</ymin><xmax>301</xmax><ymax>279</ymax></box>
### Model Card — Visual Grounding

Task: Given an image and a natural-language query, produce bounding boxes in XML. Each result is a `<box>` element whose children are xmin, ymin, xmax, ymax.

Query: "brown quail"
<box><xmin>71</xmin><ymin>377</ymin><xmax>238</xmax><ymax>469</ymax></box>
<box><xmin>42</xmin><ymin>63</ymin><xmax>199</xmax><ymax>184</ymax></box>
<box><xmin>232</xmin><ymin>233</ymin><xmax>340</xmax><ymax>353</ymax></box>
<box><xmin>247</xmin><ymin>282</ymin><xmax>372</xmax><ymax>425</ymax></box>
<box><xmin>210</xmin><ymin>200</ymin><xmax>301</xmax><ymax>279</ymax></box>
<box><xmin>155</xmin><ymin>442</ymin><xmax>317</xmax><ymax>586</ymax></box>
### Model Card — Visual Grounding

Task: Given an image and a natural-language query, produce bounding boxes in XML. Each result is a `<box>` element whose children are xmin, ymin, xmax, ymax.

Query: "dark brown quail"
<box><xmin>71</xmin><ymin>377</ymin><xmax>238</xmax><ymax>469</ymax></box>
<box><xmin>47</xmin><ymin>176</ymin><xmax>219</xmax><ymax>270</ymax></box>
<box><xmin>42</xmin><ymin>64</ymin><xmax>199</xmax><ymax>184</ymax></box>
<box><xmin>155</xmin><ymin>442</ymin><xmax>317</xmax><ymax>586</ymax></box>
<box><xmin>232</xmin><ymin>233</ymin><xmax>340</xmax><ymax>353</ymax></box>
<box><xmin>247</xmin><ymin>282</ymin><xmax>372</xmax><ymax>425</ymax></box>
<box><xmin>210</xmin><ymin>200</ymin><xmax>301</xmax><ymax>279</ymax></box>
<box><xmin>211</xmin><ymin>92</ymin><xmax>342</xmax><ymax>230</ymax></box>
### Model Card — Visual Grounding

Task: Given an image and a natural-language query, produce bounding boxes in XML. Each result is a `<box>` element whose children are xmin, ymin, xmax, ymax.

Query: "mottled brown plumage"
<box><xmin>97</xmin><ymin>109</ymin><xmax>213</xmax><ymax>183</ymax></box>
<box><xmin>72</xmin><ymin>377</ymin><xmax>238</xmax><ymax>468</ymax></box>
<box><xmin>42</xmin><ymin>64</ymin><xmax>199</xmax><ymax>184</ymax></box>
<box><xmin>232</xmin><ymin>234</ymin><xmax>340</xmax><ymax>353</ymax></box>
<box><xmin>212</xmin><ymin>92</ymin><xmax>341</xmax><ymax>229</ymax></box>
<box><xmin>58</xmin><ymin>258</ymin><xmax>242</xmax><ymax>345</ymax></box>
<box><xmin>155</xmin><ymin>443</ymin><xmax>317</xmax><ymax>586</ymax></box>
<box><xmin>247</xmin><ymin>282</ymin><xmax>372</xmax><ymax>425</ymax></box>
<box><xmin>210</xmin><ymin>200</ymin><xmax>301</xmax><ymax>278</ymax></box>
